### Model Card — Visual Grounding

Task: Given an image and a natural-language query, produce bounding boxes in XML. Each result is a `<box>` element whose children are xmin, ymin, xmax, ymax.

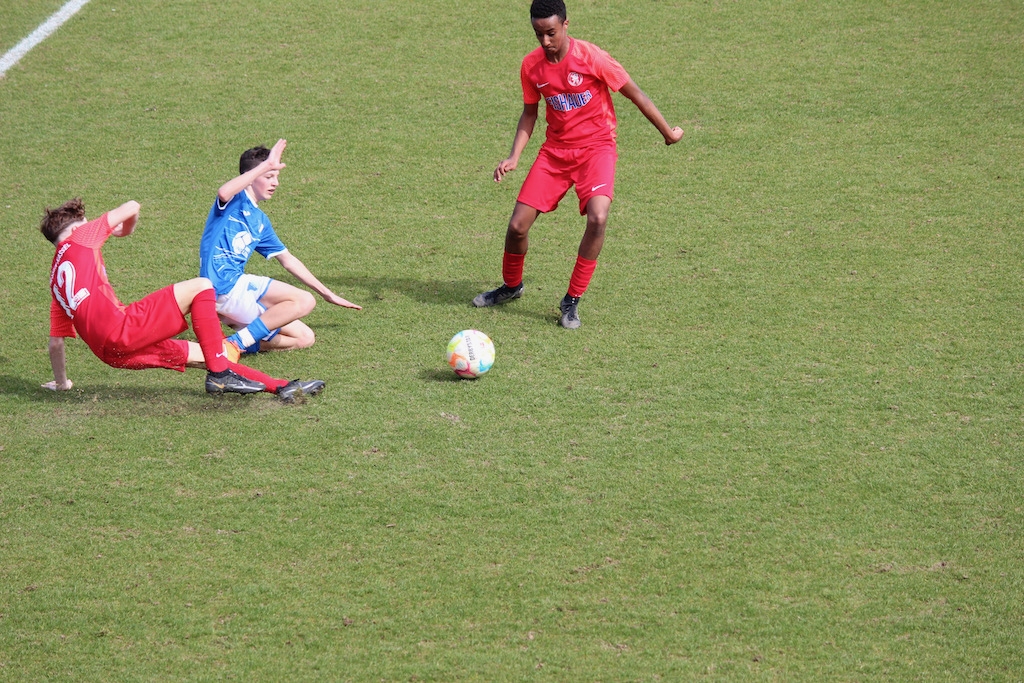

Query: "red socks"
<box><xmin>193</xmin><ymin>288</ymin><xmax>288</xmax><ymax>393</ymax></box>
<box><xmin>502</xmin><ymin>251</ymin><xmax>526</xmax><ymax>288</ymax></box>
<box><xmin>227</xmin><ymin>362</ymin><xmax>289</xmax><ymax>394</ymax></box>
<box><xmin>567</xmin><ymin>256</ymin><xmax>597</xmax><ymax>298</ymax></box>
<box><xmin>503</xmin><ymin>252</ymin><xmax>597</xmax><ymax>297</ymax></box>
<box><xmin>191</xmin><ymin>288</ymin><xmax>228</xmax><ymax>373</ymax></box>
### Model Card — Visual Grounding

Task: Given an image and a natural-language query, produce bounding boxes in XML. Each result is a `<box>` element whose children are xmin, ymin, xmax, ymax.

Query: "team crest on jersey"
<box><xmin>232</xmin><ymin>230</ymin><xmax>254</xmax><ymax>257</ymax></box>
<box><xmin>568</xmin><ymin>71</ymin><xmax>583</xmax><ymax>87</ymax></box>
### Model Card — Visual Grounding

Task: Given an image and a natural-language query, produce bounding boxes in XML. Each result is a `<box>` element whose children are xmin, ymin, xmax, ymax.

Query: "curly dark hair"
<box><xmin>40</xmin><ymin>198</ymin><xmax>85</xmax><ymax>244</ymax></box>
<box><xmin>239</xmin><ymin>146</ymin><xmax>271</xmax><ymax>174</ymax></box>
<box><xmin>530</xmin><ymin>0</ymin><xmax>566</xmax><ymax>22</ymax></box>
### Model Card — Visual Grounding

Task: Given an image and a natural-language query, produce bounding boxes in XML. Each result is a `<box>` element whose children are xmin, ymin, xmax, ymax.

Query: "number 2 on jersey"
<box><xmin>54</xmin><ymin>261</ymin><xmax>91</xmax><ymax>317</ymax></box>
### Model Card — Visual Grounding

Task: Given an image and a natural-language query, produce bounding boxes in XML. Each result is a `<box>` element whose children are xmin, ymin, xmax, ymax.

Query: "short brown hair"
<box><xmin>40</xmin><ymin>198</ymin><xmax>85</xmax><ymax>244</ymax></box>
<box><xmin>240</xmin><ymin>146</ymin><xmax>271</xmax><ymax>174</ymax></box>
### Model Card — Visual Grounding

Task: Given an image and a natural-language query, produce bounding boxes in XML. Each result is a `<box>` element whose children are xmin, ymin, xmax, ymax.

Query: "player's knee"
<box><xmin>174</xmin><ymin>277</ymin><xmax>214</xmax><ymax>300</ymax></box>
<box><xmin>296</xmin><ymin>290</ymin><xmax>316</xmax><ymax>316</ymax></box>
<box><xmin>507</xmin><ymin>219</ymin><xmax>530</xmax><ymax>241</ymax></box>
<box><xmin>282</xmin><ymin>324</ymin><xmax>315</xmax><ymax>349</ymax></box>
<box><xmin>587</xmin><ymin>207</ymin><xmax>609</xmax><ymax>228</ymax></box>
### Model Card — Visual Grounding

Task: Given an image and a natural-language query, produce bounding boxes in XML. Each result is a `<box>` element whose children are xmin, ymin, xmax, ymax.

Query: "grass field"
<box><xmin>1</xmin><ymin>0</ymin><xmax>1023</xmax><ymax>679</ymax></box>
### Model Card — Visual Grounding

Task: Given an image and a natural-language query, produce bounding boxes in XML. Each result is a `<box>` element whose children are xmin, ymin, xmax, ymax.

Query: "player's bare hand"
<box><xmin>494</xmin><ymin>158</ymin><xmax>518</xmax><ymax>183</ymax></box>
<box><xmin>267</xmin><ymin>139</ymin><xmax>288</xmax><ymax>170</ymax></box>
<box><xmin>42</xmin><ymin>379</ymin><xmax>73</xmax><ymax>391</ymax></box>
<box><xmin>324</xmin><ymin>292</ymin><xmax>362</xmax><ymax>310</ymax></box>
<box><xmin>664</xmin><ymin>126</ymin><xmax>684</xmax><ymax>146</ymax></box>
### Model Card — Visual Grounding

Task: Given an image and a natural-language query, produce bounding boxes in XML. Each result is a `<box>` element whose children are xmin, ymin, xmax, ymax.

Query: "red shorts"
<box><xmin>518</xmin><ymin>142</ymin><xmax>617</xmax><ymax>215</ymax></box>
<box><xmin>96</xmin><ymin>285</ymin><xmax>190</xmax><ymax>371</ymax></box>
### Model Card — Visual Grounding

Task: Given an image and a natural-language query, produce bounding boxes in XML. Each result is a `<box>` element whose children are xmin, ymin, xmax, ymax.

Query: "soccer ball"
<box><xmin>446</xmin><ymin>329</ymin><xmax>495</xmax><ymax>379</ymax></box>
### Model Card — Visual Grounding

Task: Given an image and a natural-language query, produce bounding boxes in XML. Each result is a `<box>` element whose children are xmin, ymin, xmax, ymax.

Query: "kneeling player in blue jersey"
<box><xmin>199</xmin><ymin>139</ymin><xmax>361</xmax><ymax>357</ymax></box>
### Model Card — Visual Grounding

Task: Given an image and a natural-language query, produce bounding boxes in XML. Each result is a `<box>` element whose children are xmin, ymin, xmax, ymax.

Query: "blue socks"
<box><xmin>228</xmin><ymin>318</ymin><xmax>272</xmax><ymax>354</ymax></box>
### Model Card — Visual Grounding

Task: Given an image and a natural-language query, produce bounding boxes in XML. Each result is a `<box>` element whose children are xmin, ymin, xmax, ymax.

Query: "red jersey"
<box><xmin>520</xmin><ymin>38</ymin><xmax>631</xmax><ymax>149</ymax></box>
<box><xmin>48</xmin><ymin>213</ymin><xmax>126</xmax><ymax>353</ymax></box>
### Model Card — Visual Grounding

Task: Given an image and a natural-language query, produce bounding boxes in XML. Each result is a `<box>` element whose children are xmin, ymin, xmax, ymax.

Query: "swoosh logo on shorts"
<box><xmin>591</xmin><ymin>183</ymin><xmax>608</xmax><ymax>192</ymax></box>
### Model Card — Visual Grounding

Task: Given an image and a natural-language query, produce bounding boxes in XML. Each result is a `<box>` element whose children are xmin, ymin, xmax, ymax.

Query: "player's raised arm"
<box><xmin>42</xmin><ymin>336</ymin><xmax>73</xmax><ymax>391</ymax></box>
<box><xmin>108</xmin><ymin>200</ymin><xmax>140</xmax><ymax>237</ymax></box>
<box><xmin>618</xmin><ymin>80</ymin><xmax>684</xmax><ymax>146</ymax></box>
<box><xmin>495</xmin><ymin>103</ymin><xmax>540</xmax><ymax>182</ymax></box>
<box><xmin>217</xmin><ymin>138</ymin><xmax>287</xmax><ymax>204</ymax></box>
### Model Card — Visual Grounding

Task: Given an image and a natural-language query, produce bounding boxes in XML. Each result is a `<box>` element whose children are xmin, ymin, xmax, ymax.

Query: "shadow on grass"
<box><xmin>420</xmin><ymin>368</ymin><xmax>467</xmax><ymax>383</ymax></box>
<box><xmin>324</xmin><ymin>274</ymin><xmax>481</xmax><ymax>305</ymax></box>
<box><xmin>0</xmin><ymin>374</ymin><xmax>261</xmax><ymax>414</ymax></box>
<box><xmin>322</xmin><ymin>275</ymin><xmax>556</xmax><ymax>324</ymax></box>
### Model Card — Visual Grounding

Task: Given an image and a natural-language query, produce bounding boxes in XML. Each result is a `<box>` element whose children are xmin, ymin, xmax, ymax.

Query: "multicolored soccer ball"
<box><xmin>446</xmin><ymin>329</ymin><xmax>495</xmax><ymax>379</ymax></box>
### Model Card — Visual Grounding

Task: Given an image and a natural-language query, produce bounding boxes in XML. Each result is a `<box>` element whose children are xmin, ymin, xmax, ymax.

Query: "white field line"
<box><xmin>0</xmin><ymin>0</ymin><xmax>91</xmax><ymax>78</ymax></box>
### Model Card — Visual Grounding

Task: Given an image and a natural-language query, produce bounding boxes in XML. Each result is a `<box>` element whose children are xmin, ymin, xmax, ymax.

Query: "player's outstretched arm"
<box><xmin>494</xmin><ymin>104</ymin><xmax>539</xmax><ymax>182</ymax></box>
<box><xmin>618</xmin><ymin>80</ymin><xmax>684</xmax><ymax>146</ymax></box>
<box><xmin>275</xmin><ymin>252</ymin><xmax>362</xmax><ymax>310</ymax></box>
<box><xmin>217</xmin><ymin>138</ymin><xmax>288</xmax><ymax>204</ymax></box>
<box><xmin>42</xmin><ymin>336</ymin><xmax>73</xmax><ymax>391</ymax></box>
<box><xmin>108</xmin><ymin>200</ymin><xmax>140</xmax><ymax>237</ymax></box>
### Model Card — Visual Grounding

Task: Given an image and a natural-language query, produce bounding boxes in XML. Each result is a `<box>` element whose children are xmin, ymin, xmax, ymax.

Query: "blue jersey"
<box><xmin>199</xmin><ymin>191</ymin><xmax>288</xmax><ymax>295</ymax></box>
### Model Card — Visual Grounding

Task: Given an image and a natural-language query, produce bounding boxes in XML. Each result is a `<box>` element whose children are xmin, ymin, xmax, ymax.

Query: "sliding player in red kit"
<box><xmin>474</xmin><ymin>0</ymin><xmax>684</xmax><ymax>328</ymax></box>
<box><xmin>41</xmin><ymin>198</ymin><xmax>323</xmax><ymax>402</ymax></box>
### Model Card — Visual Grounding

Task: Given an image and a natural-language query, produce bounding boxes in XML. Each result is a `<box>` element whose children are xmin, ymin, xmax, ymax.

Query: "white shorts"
<box><xmin>216</xmin><ymin>274</ymin><xmax>272</xmax><ymax>330</ymax></box>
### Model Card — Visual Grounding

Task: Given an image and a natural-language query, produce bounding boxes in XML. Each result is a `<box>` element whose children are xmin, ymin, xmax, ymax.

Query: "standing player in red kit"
<box><xmin>41</xmin><ymin>198</ymin><xmax>323</xmax><ymax>401</ymax></box>
<box><xmin>473</xmin><ymin>0</ymin><xmax>684</xmax><ymax>328</ymax></box>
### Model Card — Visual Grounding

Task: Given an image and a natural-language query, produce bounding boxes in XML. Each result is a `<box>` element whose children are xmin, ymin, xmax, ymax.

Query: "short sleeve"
<box><xmin>254</xmin><ymin>225</ymin><xmax>288</xmax><ymax>260</ymax></box>
<box><xmin>70</xmin><ymin>214</ymin><xmax>113</xmax><ymax>249</ymax></box>
<box><xmin>579</xmin><ymin>41</ymin><xmax>630</xmax><ymax>92</ymax></box>
<box><xmin>521</xmin><ymin>54</ymin><xmax>542</xmax><ymax>105</ymax></box>
<box><xmin>212</xmin><ymin>194</ymin><xmax>230</xmax><ymax>216</ymax></box>
<box><xmin>49</xmin><ymin>298</ymin><xmax>76</xmax><ymax>338</ymax></box>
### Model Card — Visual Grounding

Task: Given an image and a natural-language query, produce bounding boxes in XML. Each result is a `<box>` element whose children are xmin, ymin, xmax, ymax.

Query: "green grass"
<box><xmin>2</xmin><ymin>0</ymin><xmax>1023</xmax><ymax>679</ymax></box>
<box><xmin>0</xmin><ymin>1</ymin><xmax>66</xmax><ymax>55</ymax></box>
